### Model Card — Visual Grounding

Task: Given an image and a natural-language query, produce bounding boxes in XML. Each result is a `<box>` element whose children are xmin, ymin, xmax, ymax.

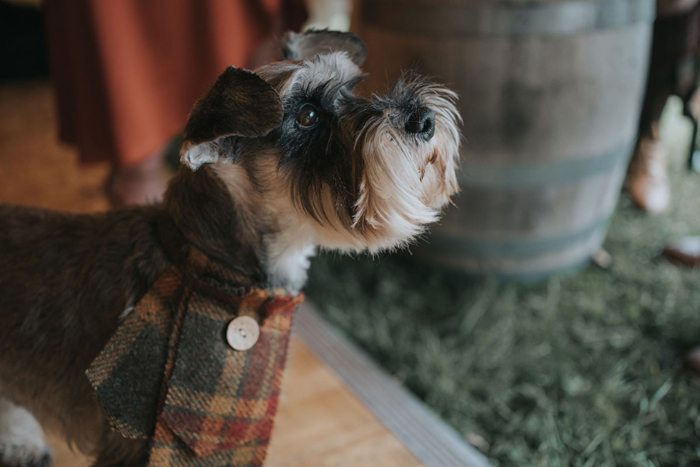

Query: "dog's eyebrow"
<box><xmin>300</xmin><ymin>74</ymin><xmax>368</xmax><ymax>109</ymax></box>
<box><xmin>301</xmin><ymin>74</ymin><xmax>366</xmax><ymax>94</ymax></box>
<box><xmin>341</xmin><ymin>74</ymin><xmax>367</xmax><ymax>92</ymax></box>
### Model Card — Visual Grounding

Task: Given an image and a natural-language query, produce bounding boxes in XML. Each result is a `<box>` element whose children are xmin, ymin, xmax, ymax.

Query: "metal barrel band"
<box><xmin>418</xmin><ymin>254</ymin><xmax>593</xmax><ymax>282</ymax></box>
<box><xmin>457</xmin><ymin>140</ymin><xmax>634</xmax><ymax>189</ymax></box>
<box><xmin>361</xmin><ymin>0</ymin><xmax>656</xmax><ymax>37</ymax></box>
<box><xmin>428</xmin><ymin>217</ymin><xmax>610</xmax><ymax>259</ymax></box>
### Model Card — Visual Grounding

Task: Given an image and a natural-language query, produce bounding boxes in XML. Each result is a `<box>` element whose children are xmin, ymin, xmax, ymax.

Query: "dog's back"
<box><xmin>0</xmin><ymin>204</ymin><xmax>166</xmax><ymax>462</ymax></box>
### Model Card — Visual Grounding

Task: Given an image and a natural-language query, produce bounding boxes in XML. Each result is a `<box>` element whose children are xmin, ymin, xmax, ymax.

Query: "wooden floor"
<box><xmin>0</xmin><ymin>81</ymin><xmax>421</xmax><ymax>466</ymax></box>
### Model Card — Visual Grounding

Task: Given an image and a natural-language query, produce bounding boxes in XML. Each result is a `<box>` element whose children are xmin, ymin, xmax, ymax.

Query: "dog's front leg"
<box><xmin>0</xmin><ymin>397</ymin><xmax>51</xmax><ymax>467</ymax></box>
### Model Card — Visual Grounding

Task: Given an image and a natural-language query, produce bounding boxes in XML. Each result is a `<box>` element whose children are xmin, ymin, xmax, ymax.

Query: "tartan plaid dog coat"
<box><xmin>86</xmin><ymin>237</ymin><xmax>303</xmax><ymax>466</ymax></box>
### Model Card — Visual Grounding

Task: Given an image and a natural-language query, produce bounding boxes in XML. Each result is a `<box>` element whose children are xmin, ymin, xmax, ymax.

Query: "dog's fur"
<box><xmin>0</xmin><ymin>30</ymin><xmax>460</xmax><ymax>466</ymax></box>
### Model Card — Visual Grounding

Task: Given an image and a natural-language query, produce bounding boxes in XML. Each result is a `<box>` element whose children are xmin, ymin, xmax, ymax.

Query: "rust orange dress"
<box><xmin>45</xmin><ymin>0</ymin><xmax>305</xmax><ymax>167</ymax></box>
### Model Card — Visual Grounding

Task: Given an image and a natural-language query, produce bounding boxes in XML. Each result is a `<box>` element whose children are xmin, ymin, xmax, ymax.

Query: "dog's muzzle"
<box><xmin>405</xmin><ymin>107</ymin><xmax>435</xmax><ymax>141</ymax></box>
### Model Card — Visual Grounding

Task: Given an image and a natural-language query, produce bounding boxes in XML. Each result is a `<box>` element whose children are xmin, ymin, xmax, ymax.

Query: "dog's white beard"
<box><xmin>352</xmin><ymin>111</ymin><xmax>459</xmax><ymax>253</ymax></box>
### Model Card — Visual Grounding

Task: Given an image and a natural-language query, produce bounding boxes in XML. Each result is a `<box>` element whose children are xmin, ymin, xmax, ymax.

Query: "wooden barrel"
<box><xmin>355</xmin><ymin>0</ymin><xmax>655</xmax><ymax>279</ymax></box>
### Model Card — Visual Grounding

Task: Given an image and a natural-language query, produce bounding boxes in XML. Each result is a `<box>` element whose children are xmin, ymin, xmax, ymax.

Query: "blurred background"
<box><xmin>0</xmin><ymin>0</ymin><xmax>699</xmax><ymax>465</ymax></box>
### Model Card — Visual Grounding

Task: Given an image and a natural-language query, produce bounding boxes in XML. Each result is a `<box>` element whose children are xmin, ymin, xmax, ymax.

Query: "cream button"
<box><xmin>226</xmin><ymin>316</ymin><xmax>260</xmax><ymax>351</ymax></box>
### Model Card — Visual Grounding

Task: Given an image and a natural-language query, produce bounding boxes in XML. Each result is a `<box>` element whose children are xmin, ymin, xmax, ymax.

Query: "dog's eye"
<box><xmin>297</xmin><ymin>104</ymin><xmax>320</xmax><ymax>128</ymax></box>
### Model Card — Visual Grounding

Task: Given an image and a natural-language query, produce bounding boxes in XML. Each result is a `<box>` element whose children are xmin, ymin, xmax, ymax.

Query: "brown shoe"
<box><xmin>627</xmin><ymin>133</ymin><xmax>671</xmax><ymax>214</ymax></box>
<box><xmin>685</xmin><ymin>346</ymin><xmax>700</xmax><ymax>376</ymax></box>
<box><xmin>664</xmin><ymin>237</ymin><xmax>700</xmax><ymax>266</ymax></box>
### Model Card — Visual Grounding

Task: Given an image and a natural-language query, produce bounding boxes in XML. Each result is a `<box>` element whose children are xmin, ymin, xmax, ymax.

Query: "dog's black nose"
<box><xmin>405</xmin><ymin>107</ymin><xmax>435</xmax><ymax>141</ymax></box>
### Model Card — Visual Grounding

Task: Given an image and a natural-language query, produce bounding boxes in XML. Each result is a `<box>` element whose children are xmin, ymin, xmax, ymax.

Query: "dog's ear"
<box><xmin>282</xmin><ymin>29</ymin><xmax>367</xmax><ymax>66</ymax></box>
<box><xmin>180</xmin><ymin>66</ymin><xmax>283</xmax><ymax>170</ymax></box>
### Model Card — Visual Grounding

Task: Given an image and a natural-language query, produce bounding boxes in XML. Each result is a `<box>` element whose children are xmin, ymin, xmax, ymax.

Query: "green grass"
<box><xmin>305</xmin><ymin>100</ymin><xmax>700</xmax><ymax>466</ymax></box>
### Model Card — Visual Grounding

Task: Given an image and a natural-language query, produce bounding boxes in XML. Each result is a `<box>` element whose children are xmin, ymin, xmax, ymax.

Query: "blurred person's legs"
<box><xmin>628</xmin><ymin>0</ymin><xmax>700</xmax><ymax>213</ymax></box>
<box><xmin>107</xmin><ymin>143</ymin><xmax>169</xmax><ymax>207</ymax></box>
<box><xmin>45</xmin><ymin>0</ymin><xmax>305</xmax><ymax>206</ymax></box>
<box><xmin>631</xmin><ymin>1</ymin><xmax>700</xmax><ymax>377</ymax></box>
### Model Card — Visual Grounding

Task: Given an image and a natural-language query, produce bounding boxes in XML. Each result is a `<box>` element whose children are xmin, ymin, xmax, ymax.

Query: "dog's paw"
<box><xmin>0</xmin><ymin>447</ymin><xmax>52</xmax><ymax>467</ymax></box>
<box><xmin>0</xmin><ymin>400</ymin><xmax>52</xmax><ymax>467</ymax></box>
<box><xmin>0</xmin><ymin>434</ymin><xmax>52</xmax><ymax>467</ymax></box>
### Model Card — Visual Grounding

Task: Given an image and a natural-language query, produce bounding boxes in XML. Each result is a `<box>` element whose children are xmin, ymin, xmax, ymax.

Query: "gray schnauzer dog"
<box><xmin>0</xmin><ymin>30</ymin><xmax>460</xmax><ymax>466</ymax></box>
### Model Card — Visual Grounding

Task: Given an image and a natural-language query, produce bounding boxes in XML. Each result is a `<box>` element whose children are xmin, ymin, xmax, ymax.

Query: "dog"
<box><xmin>0</xmin><ymin>30</ymin><xmax>461</xmax><ymax>466</ymax></box>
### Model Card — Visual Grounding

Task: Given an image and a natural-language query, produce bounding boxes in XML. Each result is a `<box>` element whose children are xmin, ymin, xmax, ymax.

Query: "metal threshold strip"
<box><xmin>294</xmin><ymin>303</ymin><xmax>490</xmax><ymax>467</ymax></box>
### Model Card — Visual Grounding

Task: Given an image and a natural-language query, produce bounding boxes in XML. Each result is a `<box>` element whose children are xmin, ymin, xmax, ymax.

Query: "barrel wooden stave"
<box><xmin>436</xmin><ymin>164</ymin><xmax>627</xmax><ymax>241</ymax></box>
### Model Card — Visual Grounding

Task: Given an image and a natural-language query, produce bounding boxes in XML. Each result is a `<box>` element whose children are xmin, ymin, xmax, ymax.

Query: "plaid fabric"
<box><xmin>86</xmin><ymin>248</ymin><xmax>303</xmax><ymax>467</ymax></box>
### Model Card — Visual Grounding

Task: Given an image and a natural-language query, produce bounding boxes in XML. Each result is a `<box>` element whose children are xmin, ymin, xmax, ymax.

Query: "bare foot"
<box><xmin>107</xmin><ymin>146</ymin><xmax>169</xmax><ymax>207</ymax></box>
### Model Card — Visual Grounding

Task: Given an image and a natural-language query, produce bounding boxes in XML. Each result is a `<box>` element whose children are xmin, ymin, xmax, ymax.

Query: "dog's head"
<box><xmin>180</xmin><ymin>30</ymin><xmax>461</xmax><ymax>253</ymax></box>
